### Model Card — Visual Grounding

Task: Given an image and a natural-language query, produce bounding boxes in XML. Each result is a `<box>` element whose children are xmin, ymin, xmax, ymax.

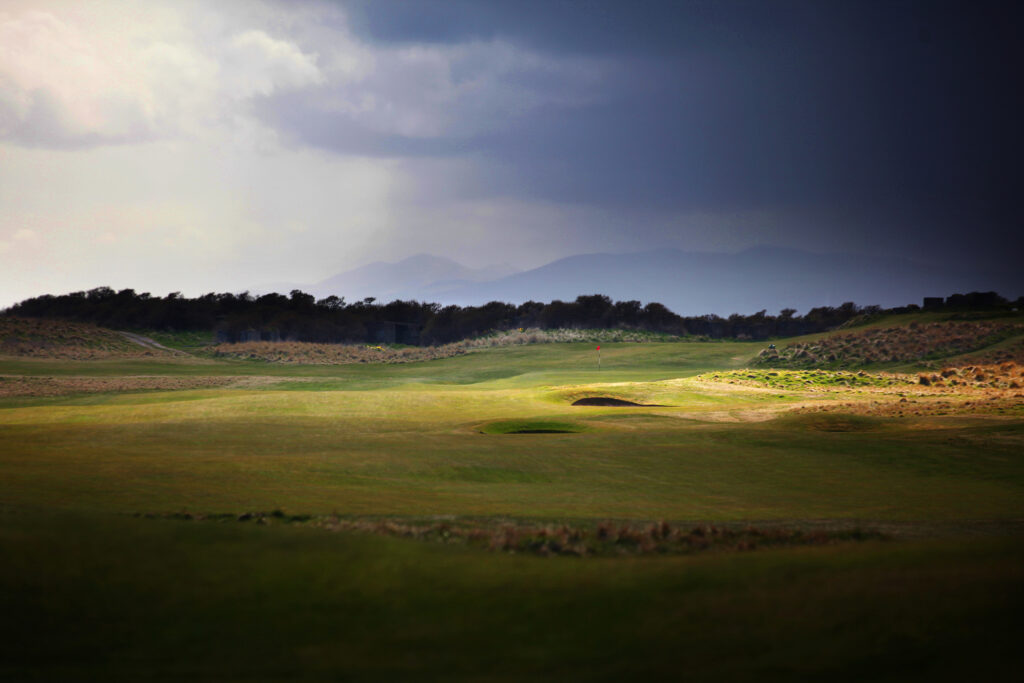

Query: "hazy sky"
<box><xmin>1</xmin><ymin>0</ymin><xmax>1020</xmax><ymax>307</ymax></box>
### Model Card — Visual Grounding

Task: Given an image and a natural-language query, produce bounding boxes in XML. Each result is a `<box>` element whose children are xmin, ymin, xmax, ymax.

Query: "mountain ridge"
<box><xmin>256</xmin><ymin>247</ymin><xmax>1022</xmax><ymax>315</ymax></box>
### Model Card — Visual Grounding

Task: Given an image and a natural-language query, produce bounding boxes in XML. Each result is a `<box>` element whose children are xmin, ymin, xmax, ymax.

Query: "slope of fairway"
<box><xmin>2</xmin><ymin>343</ymin><xmax>1022</xmax><ymax>521</ymax></box>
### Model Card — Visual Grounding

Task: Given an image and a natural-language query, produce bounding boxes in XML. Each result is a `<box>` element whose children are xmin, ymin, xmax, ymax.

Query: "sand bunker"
<box><xmin>480</xmin><ymin>419</ymin><xmax>584</xmax><ymax>435</ymax></box>
<box><xmin>572</xmin><ymin>397</ymin><xmax>665</xmax><ymax>407</ymax></box>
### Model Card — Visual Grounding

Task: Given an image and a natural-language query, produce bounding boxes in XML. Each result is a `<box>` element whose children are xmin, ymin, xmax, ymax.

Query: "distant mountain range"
<box><xmin>257</xmin><ymin>254</ymin><xmax>521</xmax><ymax>304</ymax></box>
<box><xmin>258</xmin><ymin>247</ymin><xmax>1023</xmax><ymax>315</ymax></box>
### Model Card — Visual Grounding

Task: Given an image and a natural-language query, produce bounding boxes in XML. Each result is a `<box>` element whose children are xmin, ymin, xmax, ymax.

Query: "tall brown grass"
<box><xmin>211</xmin><ymin>340</ymin><xmax>470</xmax><ymax>364</ymax></box>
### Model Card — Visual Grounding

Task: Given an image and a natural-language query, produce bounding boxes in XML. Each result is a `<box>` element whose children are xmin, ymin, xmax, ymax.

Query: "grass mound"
<box><xmin>0</xmin><ymin>317</ymin><xmax>172</xmax><ymax>360</ymax></box>
<box><xmin>757</xmin><ymin>320</ymin><xmax>1023</xmax><ymax>369</ymax></box>
<box><xmin>479</xmin><ymin>419</ymin><xmax>584</xmax><ymax>434</ymax></box>
<box><xmin>957</xmin><ymin>337</ymin><xmax>1024</xmax><ymax>366</ymax></box>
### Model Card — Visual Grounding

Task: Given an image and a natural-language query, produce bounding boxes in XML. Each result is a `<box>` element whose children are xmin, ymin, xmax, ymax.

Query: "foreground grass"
<box><xmin>1</xmin><ymin>512</ymin><xmax>1021</xmax><ymax>682</ymax></box>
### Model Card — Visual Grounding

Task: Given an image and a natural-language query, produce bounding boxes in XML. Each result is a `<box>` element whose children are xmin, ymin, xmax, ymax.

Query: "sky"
<box><xmin>1</xmin><ymin>0</ymin><xmax>1021</xmax><ymax>308</ymax></box>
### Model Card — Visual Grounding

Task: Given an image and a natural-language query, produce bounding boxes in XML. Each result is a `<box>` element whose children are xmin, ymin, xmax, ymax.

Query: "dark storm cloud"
<box><xmin>343</xmin><ymin>0</ymin><xmax>780</xmax><ymax>56</ymax></box>
<box><xmin>256</xmin><ymin>0</ymin><xmax>1023</xmax><ymax>269</ymax></box>
<box><xmin>292</xmin><ymin>2</ymin><xmax>1018</xmax><ymax>205</ymax></box>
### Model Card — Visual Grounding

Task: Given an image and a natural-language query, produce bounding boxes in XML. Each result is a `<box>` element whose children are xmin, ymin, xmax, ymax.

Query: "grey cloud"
<box><xmin>343</xmin><ymin>0</ymin><xmax>784</xmax><ymax>57</ymax></box>
<box><xmin>250</xmin><ymin>0</ymin><xmax>1024</xmax><ymax>273</ymax></box>
<box><xmin>0</xmin><ymin>87</ymin><xmax>155</xmax><ymax>149</ymax></box>
<box><xmin>3</xmin><ymin>0</ymin><xmax>1021</xmax><ymax>294</ymax></box>
<box><xmin>263</xmin><ymin>1</ymin><xmax>1019</xmax><ymax>216</ymax></box>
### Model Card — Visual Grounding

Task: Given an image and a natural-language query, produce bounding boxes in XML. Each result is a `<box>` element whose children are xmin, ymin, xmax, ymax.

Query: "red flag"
<box><xmin>596</xmin><ymin>346</ymin><xmax>601</xmax><ymax>350</ymax></box>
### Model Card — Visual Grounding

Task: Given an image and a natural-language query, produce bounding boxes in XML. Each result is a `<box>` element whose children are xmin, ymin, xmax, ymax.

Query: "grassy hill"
<box><xmin>756</xmin><ymin>312</ymin><xmax>1024</xmax><ymax>370</ymax></box>
<box><xmin>1</xmin><ymin>312</ymin><xmax>1022</xmax><ymax>680</ymax></box>
<box><xmin>0</xmin><ymin>317</ymin><xmax>179</xmax><ymax>360</ymax></box>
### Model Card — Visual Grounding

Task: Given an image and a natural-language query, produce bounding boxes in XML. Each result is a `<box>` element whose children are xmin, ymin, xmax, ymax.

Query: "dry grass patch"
<box><xmin>465</xmin><ymin>327</ymin><xmax>685</xmax><ymax>346</ymax></box>
<box><xmin>697</xmin><ymin>368</ymin><xmax>912</xmax><ymax>391</ymax></box>
<box><xmin>704</xmin><ymin>365</ymin><xmax>1024</xmax><ymax>418</ymax></box>
<box><xmin>917</xmin><ymin>362</ymin><xmax>1024</xmax><ymax>389</ymax></box>
<box><xmin>145</xmin><ymin>512</ymin><xmax>886</xmax><ymax>558</ymax></box>
<box><xmin>793</xmin><ymin>363</ymin><xmax>1024</xmax><ymax>418</ymax></box>
<box><xmin>0</xmin><ymin>374</ymin><xmax>236</xmax><ymax>398</ymax></box>
<box><xmin>211</xmin><ymin>340</ymin><xmax>471</xmax><ymax>364</ymax></box>
<box><xmin>212</xmin><ymin>327</ymin><xmax>689</xmax><ymax>364</ymax></box>
<box><xmin>796</xmin><ymin>393</ymin><xmax>1024</xmax><ymax>419</ymax></box>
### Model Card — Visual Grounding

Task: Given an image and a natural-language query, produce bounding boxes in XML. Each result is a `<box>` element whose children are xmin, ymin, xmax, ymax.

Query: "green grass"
<box><xmin>132</xmin><ymin>327</ymin><xmax>216</xmax><ymax>351</ymax></box>
<box><xmin>3</xmin><ymin>392</ymin><xmax>1022</xmax><ymax>520</ymax></box>
<box><xmin>1</xmin><ymin>336</ymin><xmax>1022</xmax><ymax>679</ymax></box>
<box><xmin>1</xmin><ymin>513</ymin><xmax>1020</xmax><ymax>682</ymax></box>
<box><xmin>0</xmin><ymin>339</ymin><xmax>757</xmax><ymax>380</ymax></box>
<box><xmin>1</xmin><ymin>340</ymin><xmax>1021</xmax><ymax>521</ymax></box>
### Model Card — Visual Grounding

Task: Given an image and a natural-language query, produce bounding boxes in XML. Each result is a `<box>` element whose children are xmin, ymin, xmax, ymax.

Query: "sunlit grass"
<box><xmin>1</xmin><ymin>334</ymin><xmax>1022</xmax><ymax>680</ymax></box>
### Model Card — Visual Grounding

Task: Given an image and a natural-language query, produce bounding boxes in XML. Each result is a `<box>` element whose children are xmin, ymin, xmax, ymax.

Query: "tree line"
<box><xmin>3</xmin><ymin>287</ymin><xmax>1017</xmax><ymax>345</ymax></box>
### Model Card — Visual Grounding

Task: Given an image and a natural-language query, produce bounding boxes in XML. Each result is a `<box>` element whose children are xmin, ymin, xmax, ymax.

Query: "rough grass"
<box><xmin>758</xmin><ymin>320</ymin><xmax>1023</xmax><ymax>368</ymax></box>
<box><xmin>956</xmin><ymin>335</ymin><xmax>1024</xmax><ymax>366</ymax></box>
<box><xmin>697</xmin><ymin>366</ymin><xmax>1024</xmax><ymax>418</ymax></box>
<box><xmin>0</xmin><ymin>374</ymin><xmax>237</xmax><ymax>398</ymax></box>
<box><xmin>0</xmin><ymin>317</ymin><xmax>173</xmax><ymax>359</ymax></box>
<box><xmin>797</xmin><ymin>393</ymin><xmax>1024</xmax><ymax>419</ymax></box>
<box><xmin>916</xmin><ymin>362</ymin><xmax>1024</xmax><ymax>389</ymax></box>
<box><xmin>210</xmin><ymin>513</ymin><xmax>888</xmax><ymax>557</ymax></box>
<box><xmin>466</xmin><ymin>326</ymin><xmax>688</xmax><ymax>345</ymax></box>
<box><xmin>696</xmin><ymin>368</ymin><xmax>913</xmax><ymax>390</ymax></box>
<box><xmin>211</xmin><ymin>339</ymin><xmax>472</xmax><ymax>364</ymax></box>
